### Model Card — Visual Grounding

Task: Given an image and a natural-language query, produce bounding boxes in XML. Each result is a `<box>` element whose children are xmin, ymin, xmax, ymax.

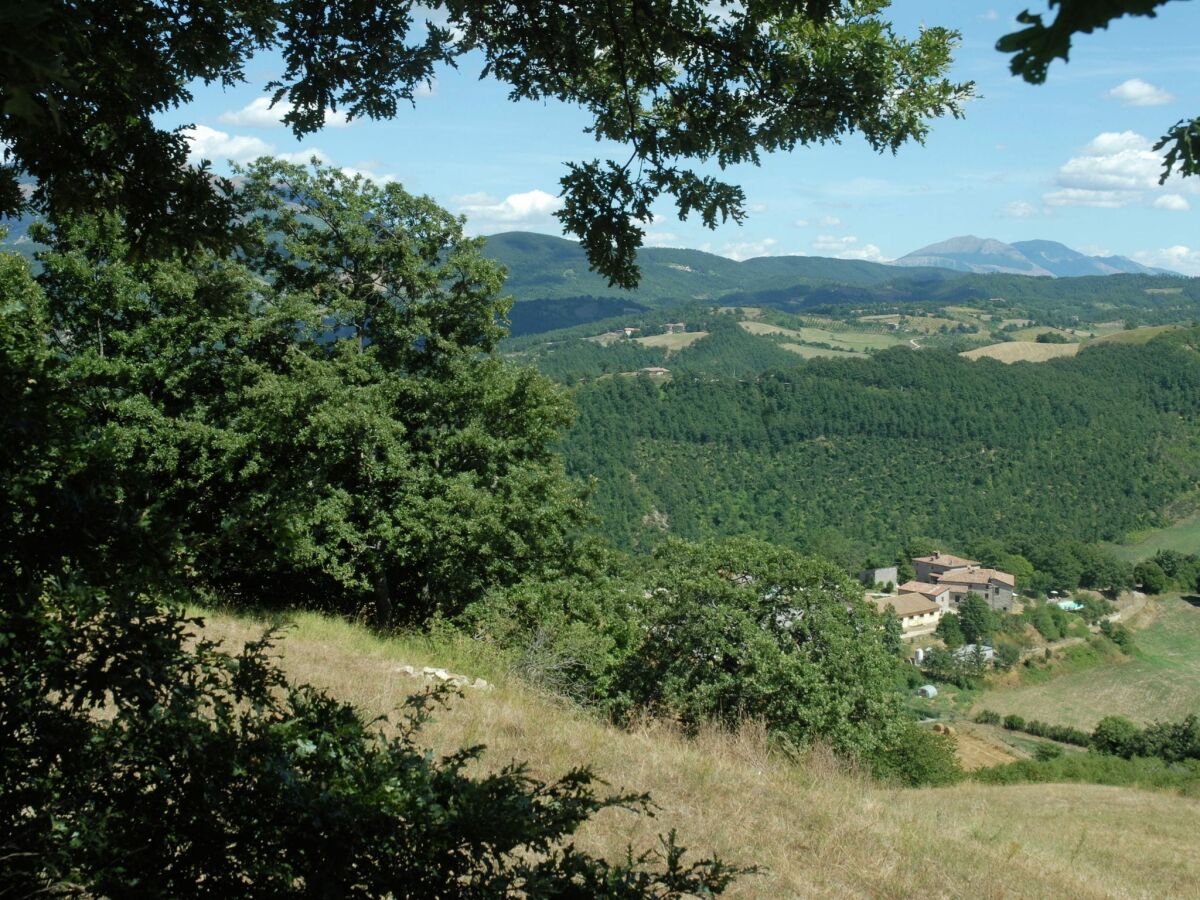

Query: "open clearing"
<box><xmin>739</xmin><ymin>320</ymin><xmax>902</xmax><ymax>352</ymax></box>
<box><xmin>199</xmin><ymin>607</ymin><xmax>1200</xmax><ymax>899</ymax></box>
<box><xmin>1095</xmin><ymin>325</ymin><xmax>1183</xmax><ymax>345</ymax></box>
<box><xmin>975</xmin><ymin>597</ymin><xmax>1200</xmax><ymax>729</ymax></box>
<box><xmin>1109</xmin><ymin>514</ymin><xmax>1200</xmax><ymax>562</ymax></box>
<box><xmin>780</xmin><ymin>342</ymin><xmax>867</xmax><ymax>360</ymax></box>
<box><xmin>962</xmin><ymin>341</ymin><xmax>1080</xmax><ymax>363</ymax></box>
<box><xmin>635</xmin><ymin>330</ymin><xmax>708</xmax><ymax>352</ymax></box>
<box><xmin>1009</xmin><ymin>325</ymin><xmax>1084</xmax><ymax>342</ymax></box>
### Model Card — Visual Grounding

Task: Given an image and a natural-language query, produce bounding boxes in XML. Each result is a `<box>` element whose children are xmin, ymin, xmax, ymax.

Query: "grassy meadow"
<box><xmin>1108</xmin><ymin>515</ymin><xmax>1200</xmax><ymax>562</ymax></box>
<box><xmin>961</xmin><ymin>342</ymin><xmax>1081</xmax><ymax>363</ymax></box>
<box><xmin>196</xmin><ymin>606</ymin><xmax>1200</xmax><ymax>899</ymax></box>
<box><xmin>739</xmin><ymin>320</ymin><xmax>903</xmax><ymax>352</ymax></box>
<box><xmin>635</xmin><ymin>330</ymin><xmax>709</xmax><ymax>352</ymax></box>
<box><xmin>974</xmin><ymin>597</ymin><xmax>1200</xmax><ymax>730</ymax></box>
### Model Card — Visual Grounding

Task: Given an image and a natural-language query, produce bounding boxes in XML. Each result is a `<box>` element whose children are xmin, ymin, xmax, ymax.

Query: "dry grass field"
<box><xmin>198</xmin><ymin>607</ymin><xmax>1200</xmax><ymax>899</ymax></box>
<box><xmin>961</xmin><ymin>341</ymin><xmax>1080</xmax><ymax>363</ymax></box>
<box><xmin>635</xmin><ymin>330</ymin><xmax>709</xmax><ymax>352</ymax></box>
<box><xmin>739</xmin><ymin>320</ymin><xmax>903</xmax><ymax>352</ymax></box>
<box><xmin>974</xmin><ymin>597</ymin><xmax>1200</xmax><ymax>730</ymax></box>
<box><xmin>1094</xmin><ymin>325</ymin><xmax>1183</xmax><ymax>345</ymax></box>
<box><xmin>779</xmin><ymin>342</ymin><xmax>867</xmax><ymax>359</ymax></box>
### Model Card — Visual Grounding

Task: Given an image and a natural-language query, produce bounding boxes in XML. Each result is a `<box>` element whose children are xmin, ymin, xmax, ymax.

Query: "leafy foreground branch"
<box><xmin>0</xmin><ymin>582</ymin><xmax>744</xmax><ymax>897</ymax></box>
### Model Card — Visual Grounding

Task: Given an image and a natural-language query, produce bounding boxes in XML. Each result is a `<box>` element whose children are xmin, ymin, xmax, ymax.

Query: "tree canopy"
<box><xmin>5</xmin><ymin>161</ymin><xmax>587</xmax><ymax>624</ymax></box>
<box><xmin>1</xmin><ymin>0</ymin><xmax>971</xmax><ymax>287</ymax></box>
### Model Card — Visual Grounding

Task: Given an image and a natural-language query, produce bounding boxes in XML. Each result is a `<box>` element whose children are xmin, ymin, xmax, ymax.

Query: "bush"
<box><xmin>870</xmin><ymin>724</ymin><xmax>963</xmax><ymax>787</ymax></box>
<box><xmin>0</xmin><ymin>582</ymin><xmax>741</xmax><ymax>897</ymax></box>
<box><xmin>1003</xmin><ymin>714</ymin><xmax>1026</xmax><ymax>731</ymax></box>
<box><xmin>613</xmin><ymin>538</ymin><xmax>911</xmax><ymax>765</ymax></box>
<box><xmin>1099</xmin><ymin>619</ymin><xmax>1134</xmax><ymax>652</ymax></box>
<box><xmin>1091</xmin><ymin>715</ymin><xmax>1144</xmax><ymax>758</ymax></box>
<box><xmin>1035</xmin><ymin>742</ymin><xmax>1064</xmax><ymax>761</ymax></box>
<box><xmin>975</xmin><ymin>709</ymin><xmax>1002</xmax><ymax>725</ymax></box>
<box><xmin>973</xmin><ymin>752</ymin><xmax>1200</xmax><ymax>796</ymax></box>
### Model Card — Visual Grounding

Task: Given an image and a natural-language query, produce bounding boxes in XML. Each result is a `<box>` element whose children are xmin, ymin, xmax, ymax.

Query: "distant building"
<box><xmin>954</xmin><ymin>644</ymin><xmax>995</xmax><ymax>664</ymax></box>
<box><xmin>859</xmin><ymin>565</ymin><xmax>898</xmax><ymax>588</ymax></box>
<box><xmin>934</xmin><ymin>567</ymin><xmax>1016</xmax><ymax>612</ymax></box>
<box><xmin>897</xmin><ymin>580</ymin><xmax>953</xmax><ymax>612</ymax></box>
<box><xmin>913</xmin><ymin>551</ymin><xmax>980</xmax><ymax>584</ymax></box>
<box><xmin>664</xmin><ymin>322</ymin><xmax>687</xmax><ymax>333</ymax></box>
<box><xmin>622</xmin><ymin>326</ymin><xmax>641</xmax><ymax>338</ymax></box>
<box><xmin>870</xmin><ymin>593</ymin><xmax>943</xmax><ymax>638</ymax></box>
<box><xmin>639</xmin><ymin>367</ymin><xmax>670</xmax><ymax>375</ymax></box>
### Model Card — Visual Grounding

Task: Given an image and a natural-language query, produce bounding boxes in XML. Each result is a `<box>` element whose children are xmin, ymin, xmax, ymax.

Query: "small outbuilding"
<box><xmin>916</xmin><ymin>684</ymin><xmax>939</xmax><ymax>699</ymax></box>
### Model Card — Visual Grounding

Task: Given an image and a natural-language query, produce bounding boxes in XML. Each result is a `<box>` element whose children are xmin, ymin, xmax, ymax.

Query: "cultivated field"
<box><xmin>1095</xmin><ymin>325</ymin><xmax>1183</xmax><ymax>345</ymax></box>
<box><xmin>198</xmin><ymin>607</ymin><xmax>1200</xmax><ymax>899</ymax></box>
<box><xmin>780</xmin><ymin>342</ymin><xmax>867</xmax><ymax>359</ymax></box>
<box><xmin>975</xmin><ymin>597</ymin><xmax>1200</xmax><ymax>729</ymax></box>
<box><xmin>635</xmin><ymin>330</ymin><xmax>709</xmax><ymax>352</ymax></box>
<box><xmin>962</xmin><ymin>341</ymin><xmax>1081</xmax><ymax>363</ymax></box>
<box><xmin>739</xmin><ymin>320</ymin><xmax>903</xmax><ymax>352</ymax></box>
<box><xmin>1009</xmin><ymin>325</ymin><xmax>1083</xmax><ymax>342</ymax></box>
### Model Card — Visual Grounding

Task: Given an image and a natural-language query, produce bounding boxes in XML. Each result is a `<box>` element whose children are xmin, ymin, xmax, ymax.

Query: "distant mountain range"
<box><xmin>893</xmin><ymin>235</ymin><xmax>1173</xmax><ymax>277</ymax></box>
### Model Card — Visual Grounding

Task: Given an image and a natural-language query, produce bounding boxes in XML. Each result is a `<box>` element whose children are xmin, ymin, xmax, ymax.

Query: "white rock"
<box><xmin>471</xmin><ymin>678</ymin><xmax>491</xmax><ymax>691</ymax></box>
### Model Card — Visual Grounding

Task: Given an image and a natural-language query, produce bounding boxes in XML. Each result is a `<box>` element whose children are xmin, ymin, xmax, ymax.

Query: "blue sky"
<box><xmin>168</xmin><ymin>2</ymin><xmax>1200</xmax><ymax>274</ymax></box>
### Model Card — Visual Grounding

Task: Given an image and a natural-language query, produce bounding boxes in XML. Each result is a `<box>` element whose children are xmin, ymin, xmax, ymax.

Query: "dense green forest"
<box><xmin>561</xmin><ymin>332</ymin><xmax>1200</xmax><ymax>566</ymax></box>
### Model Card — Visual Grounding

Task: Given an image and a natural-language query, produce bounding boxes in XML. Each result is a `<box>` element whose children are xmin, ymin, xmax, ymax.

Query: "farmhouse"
<box><xmin>897</xmin><ymin>580</ymin><xmax>953</xmax><ymax>611</ymax></box>
<box><xmin>903</xmin><ymin>552</ymin><xmax>1017</xmax><ymax>613</ymax></box>
<box><xmin>859</xmin><ymin>565</ymin><xmax>898</xmax><ymax>588</ymax></box>
<box><xmin>913</xmin><ymin>551</ymin><xmax>979</xmax><ymax>584</ymax></box>
<box><xmin>664</xmin><ymin>322</ymin><xmax>687</xmax><ymax>333</ymax></box>
<box><xmin>934</xmin><ymin>567</ymin><xmax>1016</xmax><ymax>612</ymax></box>
<box><xmin>870</xmin><ymin>593</ymin><xmax>943</xmax><ymax>638</ymax></box>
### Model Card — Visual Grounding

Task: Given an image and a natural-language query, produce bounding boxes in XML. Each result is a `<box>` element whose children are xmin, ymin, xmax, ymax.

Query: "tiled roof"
<box><xmin>897</xmin><ymin>580</ymin><xmax>950</xmax><ymax>597</ymax></box>
<box><xmin>913</xmin><ymin>552</ymin><xmax>979</xmax><ymax>569</ymax></box>
<box><xmin>871</xmin><ymin>593</ymin><xmax>941</xmax><ymax>618</ymax></box>
<box><xmin>935</xmin><ymin>567</ymin><xmax>1016</xmax><ymax>588</ymax></box>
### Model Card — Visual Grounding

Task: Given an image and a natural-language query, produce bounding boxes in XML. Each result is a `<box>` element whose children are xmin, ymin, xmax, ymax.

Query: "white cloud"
<box><xmin>275</xmin><ymin>148</ymin><xmax>332</xmax><ymax>166</ymax></box>
<box><xmin>1057</xmin><ymin>131</ymin><xmax>1161</xmax><ymax>192</ymax></box>
<box><xmin>644</xmin><ymin>230</ymin><xmax>683</xmax><ymax>248</ymax></box>
<box><xmin>793</xmin><ymin>218</ymin><xmax>810</xmax><ymax>228</ymax></box>
<box><xmin>811</xmin><ymin>234</ymin><xmax>888</xmax><ymax>262</ymax></box>
<box><xmin>338</xmin><ymin>166</ymin><xmax>399</xmax><ymax>185</ymax></box>
<box><xmin>979</xmin><ymin>10</ymin><xmax>999</xmax><ymax>21</ymax></box>
<box><xmin>219</xmin><ymin>96</ymin><xmax>351</xmax><ymax>129</ymax></box>
<box><xmin>183</xmin><ymin>125</ymin><xmax>273</xmax><ymax>164</ymax></box>
<box><xmin>455</xmin><ymin>189</ymin><xmax>562</xmax><ymax>231</ymax></box>
<box><xmin>1003</xmin><ymin>201</ymin><xmax>1040</xmax><ymax>218</ymax></box>
<box><xmin>1132</xmin><ymin>246</ymin><xmax>1200</xmax><ymax>276</ymax></box>
<box><xmin>748</xmin><ymin>202</ymin><xmax>769</xmax><ymax>214</ymax></box>
<box><xmin>1152</xmin><ymin>193</ymin><xmax>1190</xmax><ymax>211</ymax></box>
<box><xmin>1107</xmin><ymin>78</ymin><xmax>1174</xmax><ymax>107</ymax></box>
<box><xmin>1043</xmin><ymin>131</ymin><xmax>1194</xmax><ymax>210</ymax></box>
<box><xmin>720</xmin><ymin>238</ymin><xmax>778</xmax><ymax>261</ymax></box>
<box><xmin>818</xmin><ymin>215</ymin><xmax>842</xmax><ymax>227</ymax></box>
<box><xmin>1044</xmin><ymin>188</ymin><xmax>1127</xmax><ymax>208</ymax></box>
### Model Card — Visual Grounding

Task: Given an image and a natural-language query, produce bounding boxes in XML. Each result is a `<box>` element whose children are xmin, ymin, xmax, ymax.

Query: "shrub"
<box><xmin>0</xmin><ymin>583</ymin><xmax>741</xmax><ymax>897</ymax></box>
<box><xmin>1099</xmin><ymin>619</ymin><xmax>1134</xmax><ymax>652</ymax></box>
<box><xmin>975</xmin><ymin>709</ymin><xmax>1002</xmax><ymax>725</ymax></box>
<box><xmin>614</xmin><ymin>538</ymin><xmax>910</xmax><ymax>766</ymax></box>
<box><xmin>871</xmin><ymin>724</ymin><xmax>963</xmax><ymax>788</ymax></box>
<box><xmin>1091</xmin><ymin>715</ymin><xmax>1144</xmax><ymax>758</ymax></box>
<box><xmin>1035</xmin><ymin>742</ymin><xmax>1064</xmax><ymax>761</ymax></box>
<box><xmin>1003</xmin><ymin>714</ymin><xmax>1026</xmax><ymax>731</ymax></box>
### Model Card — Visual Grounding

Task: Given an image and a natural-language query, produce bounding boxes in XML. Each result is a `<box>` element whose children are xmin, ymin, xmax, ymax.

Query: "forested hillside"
<box><xmin>562</xmin><ymin>331</ymin><xmax>1200</xmax><ymax>563</ymax></box>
